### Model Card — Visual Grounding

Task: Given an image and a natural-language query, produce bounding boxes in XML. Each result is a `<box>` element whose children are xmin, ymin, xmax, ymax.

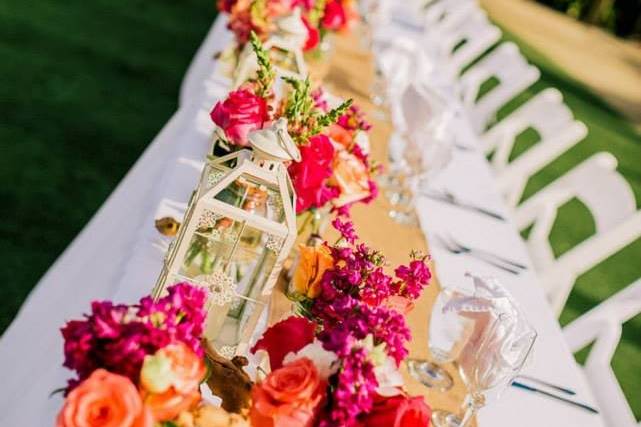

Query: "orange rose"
<box><xmin>292</xmin><ymin>244</ymin><xmax>333</xmax><ymax>299</ymax></box>
<box><xmin>250</xmin><ymin>358</ymin><xmax>326</xmax><ymax>427</ymax></box>
<box><xmin>144</xmin><ymin>388</ymin><xmax>201</xmax><ymax>422</ymax></box>
<box><xmin>57</xmin><ymin>369</ymin><xmax>153</xmax><ymax>427</ymax></box>
<box><xmin>327</xmin><ymin>123</ymin><xmax>353</xmax><ymax>149</ymax></box>
<box><xmin>140</xmin><ymin>343</ymin><xmax>206</xmax><ymax>421</ymax></box>
<box><xmin>329</xmin><ymin>147</ymin><xmax>371</xmax><ymax>207</ymax></box>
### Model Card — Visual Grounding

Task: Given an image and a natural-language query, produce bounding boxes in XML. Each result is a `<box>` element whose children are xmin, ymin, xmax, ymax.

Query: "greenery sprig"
<box><xmin>317</xmin><ymin>98</ymin><xmax>353</xmax><ymax>130</ymax></box>
<box><xmin>308</xmin><ymin>0</ymin><xmax>327</xmax><ymax>27</ymax></box>
<box><xmin>282</xmin><ymin>75</ymin><xmax>353</xmax><ymax>145</ymax></box>
<box><xmin>249</xmin><ymin>31</ymin><xmax>275</xmax><ymax>98</ymax></box>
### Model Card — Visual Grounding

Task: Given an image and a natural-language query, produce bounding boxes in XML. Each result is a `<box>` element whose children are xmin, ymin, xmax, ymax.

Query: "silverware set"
<box><xmin>435</xmin><ymin>233</ymin><xmax>528</xmax><ymax>275</ymax></box>
<box><xmin>512</xmin><ymin>376</ymin><xmax>599</xmax><ymax>414</ymax></box>
<box><xmin>422</xmin><ymin>189</ymin><xmax>506</xmax><ymax>221</ymax></box>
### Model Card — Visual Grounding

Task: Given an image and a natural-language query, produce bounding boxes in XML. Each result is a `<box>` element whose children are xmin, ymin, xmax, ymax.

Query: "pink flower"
<box><xmin>332</xmin><ymin>217</ymin><xmax>357</xmax><ymax>244</ymax></box>
<box><xmin>318</xmin><ymin>347</ymin><xmax>378</xmax><ymax>427</ymax></box>
<box><xmin>321</xmin><ymin>0</ymin><xmax>347</xmax><ymax>31</ymax></box>
<box><xmin>210</xmin><ymin>88</ymin><xmax>269</xmax><ymax>146</ymax></box>
<box><xmin>395</xmin><ymin>260</ymin><xmax>432</xmax><ymax>300</ymax></box>
<box><xmin>288</xmin><ymin>134</ymin><xmax>337</xmax><ymax>213</ymax></box>
<box><xmin>61</xmin><ymin>283</ymin><xmax>207</xmax><ymax>393</ymax></box>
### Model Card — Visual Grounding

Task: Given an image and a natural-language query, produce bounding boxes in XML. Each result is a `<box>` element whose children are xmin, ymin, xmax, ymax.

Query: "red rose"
<box><xmin>288</xmin><ymin>134</ymin><xmax>336</xmax><ymax>213</ymax></box>
<box><xmin>217</xmin><ymin>0</ymin><xmax>237</xmax><ymax>13</ymax></box>
<box><xmin>210</xmin><ymin>88</ymin><xmax>269</xmax><ymax>146</ymax></box>
<box><xmin>302</xmin><ymin>15</ymin><xmax>320</xmax><ymax>51</ymax></box>
<box><xmin>321</xmin><ymin>0</ymin><xmax>347</xmax><ymax>31</ymax></box>
<box><xmin>361</xmin><ymin>394</ymin><xmax>432</xmax><ymax>427</ymax></box>
<box><xmin>251</xmin><ymin>316</ymin><xmax>316</xmax><ymax>370</ymax></box>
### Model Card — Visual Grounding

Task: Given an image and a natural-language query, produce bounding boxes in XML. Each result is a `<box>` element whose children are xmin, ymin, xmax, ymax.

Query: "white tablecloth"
<box><xmin>0</xmin><ymin>13</ymin><xmax>603</xmax><ymax>427</ymax></box>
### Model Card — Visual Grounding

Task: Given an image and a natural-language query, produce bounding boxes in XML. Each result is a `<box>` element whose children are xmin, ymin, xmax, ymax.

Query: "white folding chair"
<box><xmin>563</xmin><ymin>279</ymin><xmax>641</xmax><ymax>427</ymax></box>
<box><xmin>436</xmin><ymin>9</ymin><xmax>502</xmax><ymax>76</ymax></box>
<box><xmin>487</xmin><ymin>88</ymin><xmax>588</xmax><ymax>207</ymax></box>
<box><xmin>423</xmin><ymin>0</ymin><xmax>478</xmax><ymax>36</ymax></box>
<box><xmin>459</xmin><ymin>42</ymin><xmax>541</xmax><ymax>133</ymax></box>
<box><xmin>514</xmin><ymin>152</ymin><xmax>641</xmax><ymax>314</ymax></box>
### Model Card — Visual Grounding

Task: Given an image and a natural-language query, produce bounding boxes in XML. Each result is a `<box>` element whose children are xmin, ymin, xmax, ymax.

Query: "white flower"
<box><xmin>354</xmin><ymin>131</ymin><xmax>370</xmax><ymax>155</ymax></box>
<box><xmin>374</xmin><ymin>356</ymin><xmax>404</xmax><ymax>397</ymax></box>
<box><xmin>359</xmin><ymin>334</ymin><xmax>404</xmax><ymax>396</ymax></box>
<box><xmin>283</xmin><ymin>340</ymin><xmax>339</xmax><ymax>380</ymax></box>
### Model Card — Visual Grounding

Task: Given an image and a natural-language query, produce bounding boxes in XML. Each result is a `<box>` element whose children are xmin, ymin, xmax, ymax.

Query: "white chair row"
<box><xmin>563</xmin><ymin>279</ymin><xmax>641</xmax><ymax>427</ymax></box>
<box><xmin>415</xmin><ymin>2</ymin><xmax>641</xmax><ymax>424</ymax></box>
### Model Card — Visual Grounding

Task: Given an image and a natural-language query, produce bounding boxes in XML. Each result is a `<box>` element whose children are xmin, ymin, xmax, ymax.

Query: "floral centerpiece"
<box><xmin>249</xmin><ymin>218</ymin><xmax>433</xmax><ymax>426</ymax></box>
<box><xmin>209</xmin><ymin>33</ymin><xmax>377</xmax><ymax>222</ymax></box>
<box><xmin>55</xmin><ymin>224</ymin><xmax>432</xmax><ymax>427</ymax></box>
<box><xmin>57</xmin><ymin>283</ymin><xmax>251</xmax><ymax>427</ymax></box>
<box><xmin>218</xmin><ymin>0</ymin><xmax>358</xmax><ymax>52</ymax></box>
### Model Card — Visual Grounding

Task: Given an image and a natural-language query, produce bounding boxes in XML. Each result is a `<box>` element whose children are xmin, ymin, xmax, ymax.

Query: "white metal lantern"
<box><xmin>154</xmin><ymin>119</ymin><xmax>300</xmax><ymax>357</ymax></box>
<box><xmin>233</xmin><ymin>9</ymin><xmax>308</xmax><ymax>88</ymax></box>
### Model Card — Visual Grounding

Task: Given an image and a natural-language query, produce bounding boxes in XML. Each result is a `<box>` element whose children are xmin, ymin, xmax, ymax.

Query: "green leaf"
<box><xmin>249</xmin><ymin>31</ymin><xmax>275</xmax><ymax>98</ymax></box>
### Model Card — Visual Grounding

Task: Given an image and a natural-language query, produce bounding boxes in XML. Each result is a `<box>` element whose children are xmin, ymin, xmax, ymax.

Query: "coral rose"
<box><xmin>141</xmin><ymin>342</ymin><xmax>206</xmax><ymax>395</ymax></box>
<box><xmin>144</xmin><ymin>387</ymin><xmax>201</xmax><ymax>422</ymax></box>
<box><xmin>327</xmin><ymin>123</ymin><xmax>353</xmax><ymax>148</ymax></box>
<box><xmin>361</xmin><ymin>394</ymin><xmax>431</xmax><ymax>427</ymax></box>
<box><xmin>329</xmin><ymin>146</ymin><xmax>371</xmax><ymax>208</ymax></box>
<box><xmin>250</xmin><ymin>358</ymin><xmax>326</xmax><ymax>427</ymax></box>
<box><xmin>57</xmin><ymin>369</ymin><xmax>153</xmax><ymax>427</ymax></box>
<box><xmin>292</xmin><ymin>244</ymin><xmax>334</xmax><ymax>299</ymax></box>
<box><xmin>140</xmin><ymin>343</ymin><xmax>206</xmax><ymax>421</ymax></box>
<box><xmin>210</xmin><ymin>88</ymin><xmax>269</xmax><ymax>146</ymax></box>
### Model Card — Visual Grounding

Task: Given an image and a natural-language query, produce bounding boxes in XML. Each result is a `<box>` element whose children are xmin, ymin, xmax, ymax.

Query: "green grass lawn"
<box><xmin>0</xmin><ymin>0</ymin><xmax>216</xmax><ymax>327</ymax></box>
<box><xmin>492</xmin><ymin>29</ymin><xmax>641</xmax><ymax>419</ymax></box>
<box><xmin>0</xmin><ymin>0</ymin><xmax>639</xmax><ymax>419</ymax></box>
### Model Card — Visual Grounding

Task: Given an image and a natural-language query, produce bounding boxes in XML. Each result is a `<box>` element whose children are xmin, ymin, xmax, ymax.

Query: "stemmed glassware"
<box><xmin>386</xmin><ymin>82</ymin><xmax>453</xmax><ymax>225</ymax></box>
<box><xmin>407</xmin><ymin>287</ymin><xmax>461</xmax><ymax>391</ymax></box>
<box><xmin>409</xmin><ymin>276</ymin><xmax>537</xmax><ymax>427</ymax></box>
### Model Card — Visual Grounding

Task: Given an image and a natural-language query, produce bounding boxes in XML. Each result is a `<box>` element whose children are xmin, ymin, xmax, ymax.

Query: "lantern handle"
<box><xmin>276</xmin><ymin>122</ymin><xmax>301</xmax><ymax>162</ymax></box>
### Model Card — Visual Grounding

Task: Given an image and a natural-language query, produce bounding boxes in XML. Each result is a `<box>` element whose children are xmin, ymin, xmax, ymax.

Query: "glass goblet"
<box><xmin>407</xmin><ymin>287</ymin><xmax>472</xmax><ymax>391</ymax></box>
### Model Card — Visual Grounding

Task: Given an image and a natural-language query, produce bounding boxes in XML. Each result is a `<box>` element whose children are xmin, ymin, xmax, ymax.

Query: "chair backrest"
<box><xmin>489</xmin><ymin>89</ymin><xmax>588</xmax><ymax>206</ymax></box>
<box><xmin>438</xmin><ymin>9</ymin><xmax>502</xmax><ymax>75</ymax></box>
<box><xmin>514</xmin><ymin>152</ymin><xmax>641</xmax><ymax>313</ymax></box>
<box><xmin>563</xmin><ymin>279</ymin><xmax>641</xmax><ymax>427</ymax></box>
<box><xmin>459</xmin><ymin>42</ymin><xmax>541</xmax><ymax>133</ymax></box>
<box><xmin>424</xmin><ymin>0</ymin><xmax>478</xmax><ymax>38</ymax></box>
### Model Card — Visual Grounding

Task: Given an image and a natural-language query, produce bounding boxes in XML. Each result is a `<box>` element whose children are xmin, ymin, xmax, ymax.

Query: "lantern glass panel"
<box><xmin>212</xmin><ymin>174</ymin><xmax>286</xmax><ymax>223</ymax></box>
<box><xmin>271</xmin><ymin>47</ymin><xmax>299</xmax><ymax>74</ymax></box>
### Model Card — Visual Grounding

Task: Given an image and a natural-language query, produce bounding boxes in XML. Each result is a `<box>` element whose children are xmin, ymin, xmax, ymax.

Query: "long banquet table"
<box><xmin>0</xmin><ymin>13</ymin><xmax>604</xmax><ymax>427</ymax></box>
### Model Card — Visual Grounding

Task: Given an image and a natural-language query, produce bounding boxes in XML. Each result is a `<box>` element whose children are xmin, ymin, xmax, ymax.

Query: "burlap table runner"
<box><xmin>268</xmin><ymin>28</ymin><xmax>472</xmax><ymax>421</ymax></box>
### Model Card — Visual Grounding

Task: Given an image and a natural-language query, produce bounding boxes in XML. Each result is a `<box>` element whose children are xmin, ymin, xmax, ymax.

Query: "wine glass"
<box><xmin>407</xmin><ymin>287</ymin><xmax>471</xmax><ymax>391</ymax></box>
<box><xmin>387</xmin><ymin>84</ymin><xmax>453</xmax><ymax>225</ymax></box>
<box><xmin>431</xmin><ymin>310</ymin><xmax>537</xmax><ymax>427</ymax></box>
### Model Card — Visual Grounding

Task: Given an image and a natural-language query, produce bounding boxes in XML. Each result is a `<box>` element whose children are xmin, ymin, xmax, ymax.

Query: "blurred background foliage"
<box><xmin>536</xmin><ymin>0</ymin><xmax>641</xmax><ymax>38</ymax></box>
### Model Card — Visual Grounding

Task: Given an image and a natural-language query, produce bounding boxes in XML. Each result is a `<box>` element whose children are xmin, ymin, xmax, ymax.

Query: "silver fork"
<box><xmin>434</xmin><ymin>234</ymin><xmax>523</xmax><ymax>275</ymax></box>
<box><xmin>446</xmin><ymin>234</ymin><xmax>528</xmax><ymax>270</ymax></box>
